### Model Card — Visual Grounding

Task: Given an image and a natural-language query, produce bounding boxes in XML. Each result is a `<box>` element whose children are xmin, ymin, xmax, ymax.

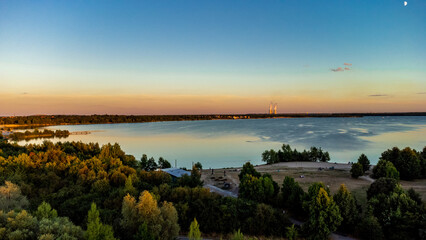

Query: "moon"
<box><xmin>404</xmin><ymin>1</ymin><xmax>407</xmax><ymax>6</ymax></box>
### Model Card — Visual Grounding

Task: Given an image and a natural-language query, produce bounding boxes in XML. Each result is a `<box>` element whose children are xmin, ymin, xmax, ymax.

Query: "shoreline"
<box><xmin>1</xmin><ymin>113</ymin><xmax>426</xmax><ymax>129</ymax></box>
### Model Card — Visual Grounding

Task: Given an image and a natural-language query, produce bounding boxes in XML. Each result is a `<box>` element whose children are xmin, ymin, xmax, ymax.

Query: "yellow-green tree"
<box><xmin>121</xmin><ymin>191</ymin><xmax>180</xmax><ymax>240</ymax></box>
<box><xmin>305</xmin><ymin>188</ymin><xmax>342</xmax><ymax>240</ymax></box>
<box><xmin>188</xmin><ymin>218</ymin><xmax>201</xmax><ymax>240</ymax></box>
<box><xmin>333</xmin><ymin>184</ymin><xmax>359</xmax><ymax>233</ymax></box>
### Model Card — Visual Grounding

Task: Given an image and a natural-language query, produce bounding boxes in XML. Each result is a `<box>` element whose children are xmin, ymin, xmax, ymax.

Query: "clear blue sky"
<box><xmin>0</xmin><ymin>0</ymin><xmax>425</xmax><ymax>115</ymax></box>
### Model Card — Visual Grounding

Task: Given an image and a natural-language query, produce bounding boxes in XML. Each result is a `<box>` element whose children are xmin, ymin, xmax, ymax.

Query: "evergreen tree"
<box><xmin>158</xmin><ymin>157</ymin><xmax>171</xmax><ymax>169</ymax></box>
<box><xmin>358</xmin><ymin>154</ymin><xmax>370</xmax><ymax>172</ymax></box>
<box><xmin>188</xmin><ymin>218</ymin><xmax>201</xmax><ymax>240</ymax></box>
<box><xmin>87</xmin><ymin>203</ymin><xmax>102</xmax><ymax>240</ymax></box>
<box><xmin>86</xmin><ymin>202</ymin><xmax>116</xmax><ymax>240</ymax></box>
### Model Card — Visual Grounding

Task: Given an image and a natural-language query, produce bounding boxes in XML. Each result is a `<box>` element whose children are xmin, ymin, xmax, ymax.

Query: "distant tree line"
<box><xmin>7</xmin><ymin>129</ymin><xmax>70</xmax><ymax>141</ymax></box>
<box><xmin>2</xmin><ymin>113</ymin><xmax>426</xmax><ymax>128</ymax></box>
<box><xmin>262</xmin><ymin>144</ymin><xmax>330</xmax><ymax>164</ymax></box>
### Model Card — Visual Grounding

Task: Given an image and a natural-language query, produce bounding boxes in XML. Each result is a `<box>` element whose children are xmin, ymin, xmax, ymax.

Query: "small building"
<box><xmin>160</xmin><ymin>168</ymin><xmax>191</xmax><ymax>181</ymax></box>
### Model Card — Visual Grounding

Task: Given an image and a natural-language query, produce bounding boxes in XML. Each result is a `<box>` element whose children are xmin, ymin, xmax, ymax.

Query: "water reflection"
<box><xmin>19</xmin><ymin>116</ymin><xmax>426</xmax><ymax>168</ymax></box>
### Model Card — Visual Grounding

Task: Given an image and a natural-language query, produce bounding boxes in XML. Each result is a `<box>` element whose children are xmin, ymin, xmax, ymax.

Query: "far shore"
<box><xmin>1</xmin><ymin>112</ymin><xmax>426</xmax><ymax>129</ymax></box>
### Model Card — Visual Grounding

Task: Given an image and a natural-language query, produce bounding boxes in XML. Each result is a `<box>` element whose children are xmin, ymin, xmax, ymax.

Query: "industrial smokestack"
<box><xmin>274</xmin><ymin>103</ymin><xmax>277</xmax><ymax>114</ymax></box>
<box><xmin>269</xmin><ymin>103</ymin><xmax>273</xmax><ymax>114</ymax></box>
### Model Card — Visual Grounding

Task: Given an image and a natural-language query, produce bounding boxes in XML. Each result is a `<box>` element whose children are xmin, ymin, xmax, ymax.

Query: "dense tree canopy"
<box><xmin>380</xmin><ymin>147</ymin><xmax>423</xmax><ymax>180</ymax></box>
<box><xmin>372</xmin><ymin>159</ymin><xmax>400</xmax><ymax>180</ymax></box>
<box><xmin>262</xmin><ymin>144</ymin><xmax>330</xmax><ymax>164</ymax></box>
<box><xmin>0</xmin><ymin>140</ymin><xmax>424</xmax><ymax>239</ymax></box>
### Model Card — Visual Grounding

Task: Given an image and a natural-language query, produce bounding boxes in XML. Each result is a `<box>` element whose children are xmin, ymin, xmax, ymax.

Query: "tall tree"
<box><xmin>86</xmin><ymin>202</ymin><xmax>116</xmax><ymax>240</ymax></box>
<box><xmin>304</xmin><ymin>188</ymin><xmax>342</xmax><ymax>240</ymax></box>
<box><xmin>358</xmin><ymin>154</ymin><xmax>370</xmax><ymax>172</ymax></box>
<box><xmin>188</xmin><ymin>218</ymin><xmax>201</xmax><ymax>240</ymax></box>
<box><xmin>333</xmin><ymin>184</ymin><xmax>359</xmax><ymax>233</ymax></box>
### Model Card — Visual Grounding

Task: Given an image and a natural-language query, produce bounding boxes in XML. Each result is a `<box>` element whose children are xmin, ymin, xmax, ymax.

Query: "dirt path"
<box><xmin>204</xmin><ymin>184</ymin><xmax>238</xmax><ymax>198</ymax></box>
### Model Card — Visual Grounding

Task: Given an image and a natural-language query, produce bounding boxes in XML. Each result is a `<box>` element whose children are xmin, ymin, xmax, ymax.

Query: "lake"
<box><xmin>19</xmin><ymin>116</ymin><xmax>426</xmax><ymax>169</ymax></box>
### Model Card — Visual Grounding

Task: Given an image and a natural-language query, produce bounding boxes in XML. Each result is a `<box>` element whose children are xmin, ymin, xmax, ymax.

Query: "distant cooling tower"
<box><xmin>269</xmin><ymin>103</ymin><xmax>277</xmax><ymax>114</ymax></box>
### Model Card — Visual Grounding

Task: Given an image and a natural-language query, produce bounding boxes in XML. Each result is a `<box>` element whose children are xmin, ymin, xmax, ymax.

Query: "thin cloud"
<box><xmin>344</xmin><ymin>63</ymin><xmax>352</xmax><ymax>66</ymax></box>
<box><xmin>21</xmin><ymin>92</ymin><xmax>29</xmax><ymax>95</ymax></box>
<box><xmin>331</xmin><ymin>67</ymin><xmax>344</xmax><ymax>72</ymax></box>
<box><xmin>344</xmin><ymin>67</ymin><xmax>351</xmax><ymax>70</ymax></box>
<box><xmin>417</xmin><ymin>92</ymin><xmax>426</xmax><ymax>95</ymax></box>
<box><xmin>368</xmin><ymin>94</ymin><xmax>388</xmax><ymax>97</ymax></box>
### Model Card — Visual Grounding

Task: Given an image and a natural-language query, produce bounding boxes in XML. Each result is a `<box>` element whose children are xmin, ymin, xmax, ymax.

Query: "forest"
<box><xmin>0</xmin><ymin>139</ymin><xmax>425</xmax><ymax>240</ymax></box>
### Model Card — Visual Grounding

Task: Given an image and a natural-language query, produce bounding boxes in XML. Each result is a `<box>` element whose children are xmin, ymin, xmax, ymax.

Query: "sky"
<box><xmin>0</xmin><ymin>0</ymin><xmax>425</xmax><ymax>115</ymax></box>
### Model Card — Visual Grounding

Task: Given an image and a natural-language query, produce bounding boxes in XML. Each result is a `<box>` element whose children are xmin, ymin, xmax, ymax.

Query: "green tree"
<box><xmin>372</xmin><ymin>159</ymin><xmax>400</xmax><ymax>180</ymax></box>
<box><xmin>188</xmin><ymin>218</ymin><xmax>201</xmax><ymax>240</ymax></box>
<box><xmin>159</xmin><ymin>201</ymin><xmax>180</xmax><ymax>240</ymax></box>
<box><xmin>146</xmin><ymin>157</ymin><xmax>158</xmax><ymax>171</ymax></box>
<box><xmin>38</xmin><ymin>216</ymin><xmax>85</xmax><ymax>240</ymax></box>
<box><xmin>367</xmin><ymin>177</ymin><xmax>399</xmax><ymax>200</ymax></box>
<box><xmin>135</xmin><ymin>223</ymin><xmax>154</xmax><ymax>240</ymax></box>
<box><xmin>86</xmin><ymin>202</ymin><xmax>116</xmax><ymax>240</ymax></box>
<box><xmin>350</xmin><ymin>163</ymin><xmax>364</xmax><ymax>178</ymax></box>
<box><xmin>262</xmin><ymin>149</ymin><xmax>278</xmax><ymax>164</ymax></box>
<box><xmin>333</xmin><ymin>184</ymin><xmax>359</xmax><ymax>233</ymax></box>
<box><xmin>281</xmin><ymin>144</ymin><xmax>293</xmax><ymax>162</ymax></box>
<box><xmin>121</xmin><ymin>191</ymin><xmax>179</xmax><ymax>240</ymax></box>
<box><xmin>355</xmin><ymin>210</ymin><xmax>384</xmax><ymax>240</ymax></box>
<box><xmin>231</xmin><ymin>229</ymin><xmax>244</xmax><ymax>240</ymax></box>
<box><xmin>140</xmin><ymin>154</ymin><xmax>148</xmax><ymax>170</ymax></box>
<box><xmin>194</xmin><ymin>162</ymin><xmax>203</xmax><ymax>170</ymax></box>
<box><xmin>238</xmin><ymin>162</ymin><xmax>260</xmax><ymax>180</ymax></box>
<box><xmin>286</xmin><ymin>224</ymin><xmax>298</xmax><ymax>240</ymax></box>
<box><xmin>304</xmin><ymin>188</ymin><xmax>342</xmax><ymax>240</ymax></box>
<box><xmin>0</xmin><ymin>210</ymin><xmax>38</xmax><ymax>239</ymax></box>
<box><xmin>34</xmin><ymin>201</ymin><xmax>58</xmax><ymax>219</ymax></box>
<box><xmin>239</xmin><ymin>174</ymin><xmax>263</xmax><ymax>202</ymax></box>
<box><xmin>124</xmin><ymin>175</ymin><xmax>138</xmax><ymax>196</ymax></box>
<box><xmin>158</xmin><ymin>157</ymin><xmax>171</xmax><ymax>169</ymax></box>
<box><xmin>357</xmin><ymin>153</ymin><xmax>370</xmax><ymax>172</ymax></box>
<box><xmin>380</xmin><ymin>147</ymin><xmax>421</xmax><ymax>180</ymax></box>
<box><xmin>281</xmin><ymin>176</ymin><xmax>306</xmax><ymax>214</ymax></box>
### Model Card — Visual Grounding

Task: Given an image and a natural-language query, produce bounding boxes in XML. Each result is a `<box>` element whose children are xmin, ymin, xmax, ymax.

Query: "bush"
<box><xmin>350</xmin><ymin>163</ymin><xmax>364</xmax><ymax>178</ymax></box>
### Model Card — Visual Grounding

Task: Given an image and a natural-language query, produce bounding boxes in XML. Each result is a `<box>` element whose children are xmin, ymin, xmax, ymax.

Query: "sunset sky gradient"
<box><xmin>0</xmin><ymin>0</ymin><xmax>425</xmax><ymax>115</ymax></box>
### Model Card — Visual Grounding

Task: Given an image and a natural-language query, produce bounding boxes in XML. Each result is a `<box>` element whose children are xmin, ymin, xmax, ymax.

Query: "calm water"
<box><xmin>19</xmin><ymin>116</ymin><xmax>426</xmax><ymax>169</ymax></box>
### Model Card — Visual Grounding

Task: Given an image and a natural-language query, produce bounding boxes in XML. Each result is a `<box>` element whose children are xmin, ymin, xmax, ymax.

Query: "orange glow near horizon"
<box><xmin>0</xmin><ymin>93</ymin><xmax>424</xmax><ymax>116</ymax></box>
